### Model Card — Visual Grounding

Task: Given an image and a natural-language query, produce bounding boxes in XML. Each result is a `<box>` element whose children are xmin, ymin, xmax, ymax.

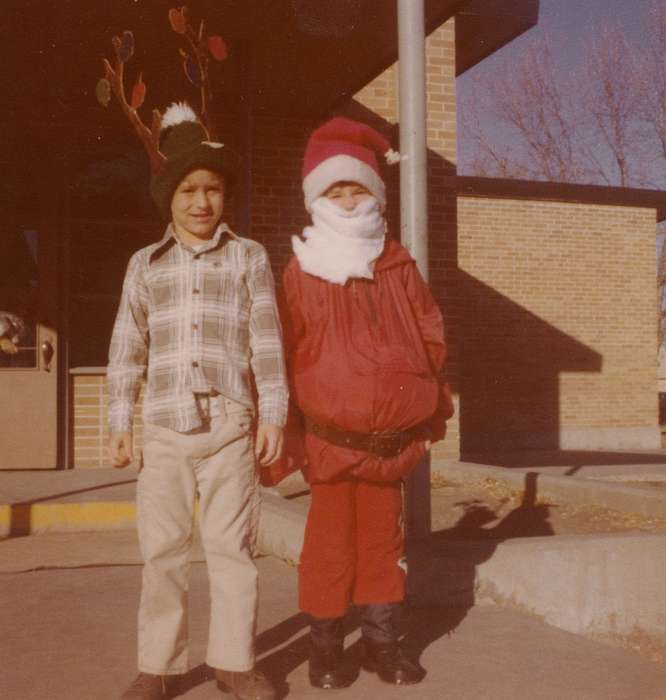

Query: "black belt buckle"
<box><xmin>369</xmin><ymin>432</ymin><xmax>402</xmax><ymax>458</ymax></box>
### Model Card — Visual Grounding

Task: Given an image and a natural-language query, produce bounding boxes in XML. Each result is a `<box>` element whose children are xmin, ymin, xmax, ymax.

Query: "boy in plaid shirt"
<box><xmin>108</xmin><ymin>103</ymin><xmax>287</xmax><ymax>700</ymax></box>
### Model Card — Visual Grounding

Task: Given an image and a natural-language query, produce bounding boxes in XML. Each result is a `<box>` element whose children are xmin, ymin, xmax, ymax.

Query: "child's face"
<box><xmin>323</xmin><ymin>181</ymin><xmax>372</xmax><ymax>212</ymax></box>
<box><xmin>171</xmin><ymin>169</ymin><xmax>225</xmax><ymax>243</ymax></box>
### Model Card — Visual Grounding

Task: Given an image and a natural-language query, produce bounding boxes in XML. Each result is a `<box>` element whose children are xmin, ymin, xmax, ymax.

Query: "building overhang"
<box><xmin>7</xmin><ymin>0</ymin><xmax>539</xmax><ymax>122</ymax></box>
<box><xmin>455</xmin><ymin>0</ymin><xmax>540</xmax><ymax>76</ymax></box>
<box><xmin>237</xmin><ymin>0</ymin><xmax>540</xmax><ymax>115</ymax></box>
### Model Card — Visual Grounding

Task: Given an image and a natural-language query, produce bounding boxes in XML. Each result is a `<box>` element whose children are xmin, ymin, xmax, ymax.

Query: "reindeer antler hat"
<box><xmin>149</xmin><ymin>102</ymin><xmax>239</xmax><ymax>219</ymax></box>
<box><xmin>97</xmin><ymin>11</ymin><xmax>238</xmax><ymax>218</ymax></box>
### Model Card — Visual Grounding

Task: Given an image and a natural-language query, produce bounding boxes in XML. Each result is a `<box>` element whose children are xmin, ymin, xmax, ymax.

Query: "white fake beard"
<box><xmin>292</xmin><ymin>196</ymin><xmax>386</xmax><ymax>285</ymax></box>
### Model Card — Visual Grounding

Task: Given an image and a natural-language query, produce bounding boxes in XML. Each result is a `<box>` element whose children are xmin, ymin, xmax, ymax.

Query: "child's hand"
<box><xmin>255</xmin><ymin>424</ymin><xmax>284</xmax><ymax>466</ymax></box>
<box><xmin>109</xmin><ymin>431</ymin><xmax>134</xmax><ymax>468</ymax></box>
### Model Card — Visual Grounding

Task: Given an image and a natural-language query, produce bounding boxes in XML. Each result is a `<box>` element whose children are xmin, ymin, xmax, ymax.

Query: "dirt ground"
<box><xmin>279</xmin><ymin>472</ymin><xmax>666</xmax><ymax>539</ymax></box>
<box><xmin>429</xmin><ymin>474</ymin><xmax>666</xmax><ymax>539</ymax></box>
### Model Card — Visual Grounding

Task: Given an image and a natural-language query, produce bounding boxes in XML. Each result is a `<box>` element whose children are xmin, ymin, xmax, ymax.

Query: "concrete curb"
<box><xmin>256</xmin><ymin>492</ymin><xmax>307</xmax><ymax>565</ymax></box>
<box><xmin>432</xmin><ymin>459</ymin><xmax>666</xmax><ymax>519</ymax></box>
<box><xmin>0</xmin><ymin>490</ymin><xmax>306</xmax><ymax>560</ymax></box>
<box><xmin>410</xmin><ymin>531</ymin><xmax>666</xmax><ymax>651</ymax></box>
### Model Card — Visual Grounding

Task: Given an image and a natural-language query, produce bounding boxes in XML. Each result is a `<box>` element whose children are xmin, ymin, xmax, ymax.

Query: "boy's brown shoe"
<box><xmin>215</xmin><ymin>668</ymin><xmax>276</xmax><ymax>700</ymax></box>
<box><xmin>121</xmin><ymin>672</ymin><xmax>180</xmax><ymax>699</ymax></box>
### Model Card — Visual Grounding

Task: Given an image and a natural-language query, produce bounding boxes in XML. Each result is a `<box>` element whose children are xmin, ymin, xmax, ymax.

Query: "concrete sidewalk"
<box><xmin>2</xmin><ymin>531</ymin><xmax>666</xmax><ymax>700</ymax></box>
<box><xmin>2</xmin><ymin>459</ymin><xmax>666</xmax><ymax>680</ymax></box>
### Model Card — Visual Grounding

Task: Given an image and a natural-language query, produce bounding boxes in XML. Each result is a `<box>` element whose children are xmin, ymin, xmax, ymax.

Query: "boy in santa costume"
<box><xmin>108</xmin><ymin>102</ymin><xmax>287</xmax><ymax>700</ymax></box>
<box><xmin>279</xmin><ymin>116</ymin><xmax>453</xmax><ymax>688</ymax></box>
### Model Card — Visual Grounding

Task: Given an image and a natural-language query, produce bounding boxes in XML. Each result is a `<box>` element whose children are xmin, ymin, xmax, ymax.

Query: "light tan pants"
<box><xmin>137</xmin><ymin>398</ymin><xmax>258</xmax><ymax>675</ymax></box>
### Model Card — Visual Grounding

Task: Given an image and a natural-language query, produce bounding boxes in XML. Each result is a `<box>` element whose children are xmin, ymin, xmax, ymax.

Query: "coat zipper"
<box><xmin>362</xmin><ymin>280</ymin><xmax>378</xmax><ymax>325</ymax></box>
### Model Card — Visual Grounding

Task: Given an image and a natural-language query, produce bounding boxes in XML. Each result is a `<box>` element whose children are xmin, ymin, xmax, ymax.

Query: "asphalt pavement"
<box><xmin>2</xmin><ymin>530</ymin><xmax>666</xmax><ymax>700</ymax></box>
<box><xmin>3</xmin><ymin>462</ymin><xmax>666</xmax><ymax>699</ymax></box>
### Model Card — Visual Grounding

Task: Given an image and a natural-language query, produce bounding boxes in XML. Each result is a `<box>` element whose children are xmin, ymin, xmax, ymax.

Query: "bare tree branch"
<box><xmin>584</xmin><ymin>27</ymin><xmax>642</xmax><ymax>188</ymax></box>
<box><xmin>461</xmin><ymin>40</ymin><xmax>592</xmax><ymax>183</ymax></box>
<box><xmin>460</xmin><ymin>11</ymin><xmax>666</xmax><ymax>352</ymax></box>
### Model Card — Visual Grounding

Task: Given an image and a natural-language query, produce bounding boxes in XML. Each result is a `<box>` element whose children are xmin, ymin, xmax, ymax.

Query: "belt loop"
<box><xmin>216</xmin><ymin>394</ymin><xmax>227</xmax><ymax>421</ymax></box>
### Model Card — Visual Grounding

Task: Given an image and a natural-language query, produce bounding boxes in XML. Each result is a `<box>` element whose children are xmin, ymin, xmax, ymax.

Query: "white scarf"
<box><xmin>292</xmin><ymin>196</ymin><xmax>386</xmax><ymax>285</ymax></box>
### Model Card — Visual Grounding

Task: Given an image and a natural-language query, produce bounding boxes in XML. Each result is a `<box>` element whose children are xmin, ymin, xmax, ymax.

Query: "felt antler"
<box><xmin>96</xmin><ymin>11</ymin><xmax>229</xmax><ymax>158</ymax></box>
<box><xmin>97</xmin><ymin>30</ymin><xmax>166</xmax><ymax>173</ymax></box>
<box><xmin>169</xmin><ymin>6</ymin><xmax>228</xmax><ymax>140</ymax></box>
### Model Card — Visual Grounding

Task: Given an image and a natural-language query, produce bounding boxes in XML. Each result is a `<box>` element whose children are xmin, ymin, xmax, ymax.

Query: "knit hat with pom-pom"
<box><xmin>302</xmin><ymin>116</ymin><xmax>400</xmax><ymax>212</ymax></box>
<box><xmin>149</xmin><ymin>102</ymin><xmax>240</xmax><ymax>219</ymax></box>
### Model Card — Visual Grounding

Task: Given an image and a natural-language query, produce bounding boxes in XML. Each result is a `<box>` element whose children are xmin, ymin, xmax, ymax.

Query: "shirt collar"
<box><xmin>149</xmin><ymin>222</ymin><xmax>237</xmax><ymax>264</ymax></box>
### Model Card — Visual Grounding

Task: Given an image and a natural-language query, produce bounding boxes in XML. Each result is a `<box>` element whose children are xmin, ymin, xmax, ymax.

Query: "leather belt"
<box><xmin>304</xmin><ymin>415</ymin><xmax>428</xmax><ymax>459</ymax></box>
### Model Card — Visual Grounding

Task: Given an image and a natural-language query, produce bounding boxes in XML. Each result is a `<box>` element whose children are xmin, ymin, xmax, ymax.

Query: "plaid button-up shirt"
<box><xmin>107</xmin><ymin>223</ymin><xmax>288</xmax><ymax>433</ymax></box>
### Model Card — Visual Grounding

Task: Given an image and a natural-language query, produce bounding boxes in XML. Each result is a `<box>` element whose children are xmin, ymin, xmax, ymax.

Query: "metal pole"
<box><xmin>398</xmin><ymin>0</ymin><xmax>428</xmax><ymax>281</ymax></box>
<box><xmin>398</xmin><ymin>0</ymin><xmax>431</xmax><ymax>543</ymax></box>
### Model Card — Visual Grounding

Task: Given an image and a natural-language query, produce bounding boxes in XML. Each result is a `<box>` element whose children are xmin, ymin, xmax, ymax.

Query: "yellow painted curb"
<box><xmin>0</xmin><ymin>505</ymin><xmax>10</xmax><ymax>533</ymax></box>
<box><xmin>0</xmin><ymin>501</ymin><xmax>203</xmax><ymax>537</ymax></box>
<box><xmin>0</xmin><ymin>501</ymin><xmax>137</xmax><ymax>537</ymax></box>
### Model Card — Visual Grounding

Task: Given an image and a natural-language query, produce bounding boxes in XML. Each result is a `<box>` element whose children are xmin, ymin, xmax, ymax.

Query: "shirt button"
<box><xmin>192</xmin><ymin>324</ymin><xmax>199</xmax><ymax>331</ymax></box>
<box><xmin>193</xmin><ymin>288</ymin><xmax>200</xmax><ymax>294</ymax></box>
<box><xmin>192</xmin><ymin>361</ymin><xmax>199</xmax><ymax>368</ymax></box>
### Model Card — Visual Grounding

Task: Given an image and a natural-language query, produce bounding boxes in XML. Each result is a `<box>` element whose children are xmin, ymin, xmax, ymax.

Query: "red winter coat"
<box><xmin>269</xmin><ymin>240</ymin><xmax>453</xmax><ymax>484</ymax></box>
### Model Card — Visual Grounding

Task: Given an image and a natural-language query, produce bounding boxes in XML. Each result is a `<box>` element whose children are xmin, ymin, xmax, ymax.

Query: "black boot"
<box><xmin>360</xmin><ymin>603</ymin><xmax>425</xmax><ymax>686</ymax></box>
<box><xmin>361</xmin><ymin>637</ymin><xmax>425</xmax><ymax>685</ymax></box>
<box><xmin>308</xmin><ymin>616</ymin><xmax>354</xmax><ymax>689</ymax></box>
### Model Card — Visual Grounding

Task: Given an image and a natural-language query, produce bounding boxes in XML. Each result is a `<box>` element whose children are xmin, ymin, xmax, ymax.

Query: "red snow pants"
<box><xmin>298</xmin><ymin>479</ymin><xmax>405</xmax><ymax>619</ymax></box>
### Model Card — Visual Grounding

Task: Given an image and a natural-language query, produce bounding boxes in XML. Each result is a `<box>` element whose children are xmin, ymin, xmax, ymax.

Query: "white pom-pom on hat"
<box><xmin>160</xmin><ymin>102</ymin><xmax>199</xmax><ymax>130</ymax></box>
<box><xmin>385</xmin><ymin>148</ymin><xmax>402</xmax><ymax>165</ymax></box>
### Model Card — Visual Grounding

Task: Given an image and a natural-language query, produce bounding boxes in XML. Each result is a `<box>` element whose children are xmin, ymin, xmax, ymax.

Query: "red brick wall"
<box><xmin>248</xmin><ymin>115</ymin><xmax>316</xmax><ymax>274</ymax></box>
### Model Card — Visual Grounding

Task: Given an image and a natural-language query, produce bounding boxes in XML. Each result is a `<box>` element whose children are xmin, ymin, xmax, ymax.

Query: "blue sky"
<box><xmin>456</xmin><ymin>0</ymin><xmax>657</xmax><ymax>179</ymax></box>
<box><xmin>459</xmin><ymin>0</ymin><xmax>648</xmax><ymax>84</ymax></box>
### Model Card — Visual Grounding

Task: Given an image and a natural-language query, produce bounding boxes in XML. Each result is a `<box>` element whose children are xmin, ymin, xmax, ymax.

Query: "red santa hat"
<box><xmin>302</xmin><ymin>116</ymin><xmax>400</xmax><ymax>212</ymax></box>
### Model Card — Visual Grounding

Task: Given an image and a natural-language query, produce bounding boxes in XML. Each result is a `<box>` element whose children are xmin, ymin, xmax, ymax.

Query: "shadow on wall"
<box><xmin>458</xmin><ymin>271</ymin><xmax>603</xmax><ymax>455</ymax></box>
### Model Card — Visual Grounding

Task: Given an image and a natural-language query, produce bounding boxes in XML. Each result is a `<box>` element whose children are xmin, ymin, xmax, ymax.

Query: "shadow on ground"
<box><xmin>402</xmin><ymin>470</ymin><xmax>553</xmax><ymax>673</ymax></box>
<box><xmin>254</xmin><ymin>472</ymin><xmax>554</xmax><ymax>692</ymax></box>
